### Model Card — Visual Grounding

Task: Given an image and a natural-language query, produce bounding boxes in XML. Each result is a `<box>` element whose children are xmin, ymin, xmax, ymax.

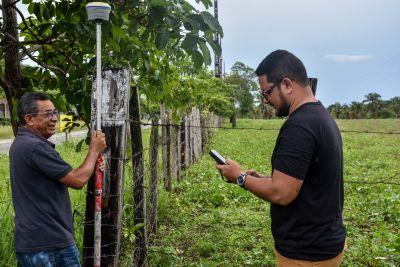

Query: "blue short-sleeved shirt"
<box><xmin>10</xmin><ymin>127</ymin><xmax>75</xmax><ymax>253</ymax></box>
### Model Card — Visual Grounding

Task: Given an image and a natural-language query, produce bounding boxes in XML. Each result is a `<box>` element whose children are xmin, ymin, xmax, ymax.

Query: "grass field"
<box><xmin>1</xmin><ymin>119</ymin><xmax>399</xmax><ymax>266</ymax></box>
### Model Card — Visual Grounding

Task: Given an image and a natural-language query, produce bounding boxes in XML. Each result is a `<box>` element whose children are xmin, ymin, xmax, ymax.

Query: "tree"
<box><xmin>327</xmin><ymin>102</ymin><xmax>343</xmax><ymax>119</ymax></box>
<box><xmin>0</xmin><ymin>0</ymin><xmax>223</xmax><ymax>135</ymax></box>
<box><xmin>225</xmin><ymin>61</ymin><xmax>258</xmax><ymax>117</ymax></box>
<box><xmin>388</xmin><ymin>97</ymin><xmax>400</xmax><ymax>118</ymax></box>
<box><xmin>349</xmin><ymin>101</ymin><xmax>364</xmax><ymax>119</ymax></box>
<box><xmin>1</xmin><ymin>0</ymin><xmax>22</xmax><ymax>135</ymax></box>
<box><xmin>363</xmin><ymin>92</ymin><xmax>383</xmax><ymax>118</ymax></box>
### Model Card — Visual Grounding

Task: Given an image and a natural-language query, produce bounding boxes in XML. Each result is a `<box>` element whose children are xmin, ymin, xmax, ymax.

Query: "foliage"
<box><xmin>0</xmin><ymin>0</ymin><xmax>223</xmax><ymax>134</ymax></box>
<box><xmin>327</xmin><ymin>93</ymin><xmax>400</xmax><ymax>119</ymax></box>
<box><xmin>224</xmin><ymin>61</ymin><xmax>258</xmax><ymax>117</ymax></box>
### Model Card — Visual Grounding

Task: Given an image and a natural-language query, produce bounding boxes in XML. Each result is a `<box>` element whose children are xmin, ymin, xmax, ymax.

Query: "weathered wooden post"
<box><xmin>179</xmin><ymin>120</ymin><xmax>186</xmax><ymax>172</ymax></box>
<box><xmin>185</xmin><ymin>114</ymin><xmax>191</xmax><ymax>167</ymax></box>
<box><xmin>171</xmin><ymin>119</ymin><xmax>179</xmax><ymax>181</ymax></box>
<box><xmin>130</xmin><ymin>86</ymin><xmax>147</xmax><ymax>266</ymax></box>
<box><xmin>160</xmin><ymin>103</ymin><xmax>171</xmax><ymax>191</ymax></box>
<box><xmin>149</xmin><ymin>116</ymin><xmax>159</xmax><ymax>234</ymax></box>
<box><xmin>83</xmin><ymin>68</ymin><xmax>130</xmax><ymax>267</ymax></box>
<box><xmin>200</xmin><ymin>113</ymin><xmax>208</xmax><ymax>150</ymax></box>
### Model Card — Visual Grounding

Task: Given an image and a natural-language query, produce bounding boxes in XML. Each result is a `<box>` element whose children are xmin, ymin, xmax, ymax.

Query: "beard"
<box><xmin>275</xmin><ymin>89</ymin><xmax>290</xmax><ymax>117</ymax></box>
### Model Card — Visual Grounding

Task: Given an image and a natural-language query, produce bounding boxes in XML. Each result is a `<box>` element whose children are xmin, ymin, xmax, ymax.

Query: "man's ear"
<box><xmin>282</xmin><ymin>78</ymin><xmax>294</xmax><ymax>94</ymax></box>
<box><xmin>24</xmin><ymin>114</ymin><xmax>34</xmax><ymax>126</ymax></box>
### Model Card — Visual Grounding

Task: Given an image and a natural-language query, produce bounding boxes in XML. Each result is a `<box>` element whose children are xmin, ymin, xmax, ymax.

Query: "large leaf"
<box><xmin>181</xmin><ymin>34</ymin><xmax>198</xmax><ymax>51</ymax></box>
<box><xmin>150</xmin><ymin>0</ymin><xmax>168</xmax><ymax>7</ymax></box>
<box><xmin>33</xmin><ymin>2</ymin><xmax>42</xmax><ymax>22</ymax></box>
<box><xmin>200</xmin><ymin>11</ymin><xmax>222</xmax><ymax>34</ymax></box>
<box><xmin>198</xmin><ymin>40</ymin><xmax>211</xmax><ymax>66</ymax></box>
<box><xmin>37</xmin><ymin>23</ymin><xmax>52</xmax><ymax>36</ymax></box>
<box><xmin>155</xmin><ymin>27</ymin><xmax>170</xmax><ymax>49</ymax></box>
<box><xmin>191</xmin><ymin>50</ymin><xmax>203</xmax><ymax>69</ymax></box>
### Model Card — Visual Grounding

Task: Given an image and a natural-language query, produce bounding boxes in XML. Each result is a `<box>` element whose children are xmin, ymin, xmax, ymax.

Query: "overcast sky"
<box><xmin>191</xmin><ymin>0</ymin><xmax>400</xmax><ymax>106</ymax></box>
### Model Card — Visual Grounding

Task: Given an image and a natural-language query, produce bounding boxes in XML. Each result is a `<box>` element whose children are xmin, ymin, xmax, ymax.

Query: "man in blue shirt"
<box><xmin>10</xmin><ymin>92</ymin><xmax>106</xmax><ymax>266</ymax></box>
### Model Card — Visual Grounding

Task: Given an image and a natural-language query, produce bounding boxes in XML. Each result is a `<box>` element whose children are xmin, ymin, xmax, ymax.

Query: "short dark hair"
<box><xmin>255</xmin><ymin>50</ymin><xmax>309</xmax><ymax>87</ymax></box>
<box><xmin>18</xmin><ymin>92</ymin><xmax>50</xmax><ymax>125</ymax></box>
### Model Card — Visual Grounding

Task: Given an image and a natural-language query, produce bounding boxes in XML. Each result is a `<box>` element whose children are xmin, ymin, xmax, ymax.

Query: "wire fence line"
<box><xmin>127</xmin><ymin>118</ymin><xmax>400</xmax><ymax>135</ymax></box>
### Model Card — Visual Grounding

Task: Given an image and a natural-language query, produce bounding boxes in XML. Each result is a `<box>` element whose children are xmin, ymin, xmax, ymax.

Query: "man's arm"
<box><xmin>217</xmin><ymin>160</ymin><xmax>303</xmax><ymax>206</ymax></box>
<box><xmin>243</xmin><ymin>170</ymin><xmax>302</xmax><ymax>205</ymax></box>
<box><xmin>60</xmin><ymin>132</ymin><xmax>106</xmax><ymax>189</ymax></box>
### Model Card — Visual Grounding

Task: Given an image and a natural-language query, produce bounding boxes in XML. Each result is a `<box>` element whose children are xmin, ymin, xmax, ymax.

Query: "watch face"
<box><xmin>237</xmin><ymin>174</ymin><xmax>246</xmax><ymax>186</ymax></box>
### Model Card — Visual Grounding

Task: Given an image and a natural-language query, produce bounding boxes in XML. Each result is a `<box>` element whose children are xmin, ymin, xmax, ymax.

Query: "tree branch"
<box><xmin>5</xmin><ymin>32</ymin><xmax>67</xmax><ymax>76</ymax></box>
<box><xmin>0</xmin><ymin>74</ymin><xmax>13</xmax><ymax>91</ymax></box>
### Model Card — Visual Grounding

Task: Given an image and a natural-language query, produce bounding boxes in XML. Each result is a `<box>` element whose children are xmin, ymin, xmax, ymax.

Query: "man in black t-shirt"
<box><xmin>10</xmin><ymin>92</ymin><xmax>106</xmax><ymax>266</ymax></box>
<box><xmin>217</xmin><ymin>50</ymin><xmax>346</xmax><ymax>266</ymax></box>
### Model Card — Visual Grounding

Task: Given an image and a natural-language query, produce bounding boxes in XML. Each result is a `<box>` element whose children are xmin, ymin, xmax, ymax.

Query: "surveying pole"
<box><xmin>85</xmin><ymin>2</ymin><xmax>111</xmax><ymax>266</ymax></box>
<box><xmin>214</xmin><ymin>0</ymin><xmax>222</xmax><ymax>78</ymax></box>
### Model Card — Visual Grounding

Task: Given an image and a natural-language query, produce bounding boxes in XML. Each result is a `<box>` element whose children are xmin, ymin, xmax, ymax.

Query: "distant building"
<box><xmin>0</xmin><ymin>99</ymin><xmax>10</xmax><ymax>119</ymax></box>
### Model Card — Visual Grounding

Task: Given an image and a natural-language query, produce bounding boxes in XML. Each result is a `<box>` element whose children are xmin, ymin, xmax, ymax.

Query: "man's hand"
<box><xmin>216</xmin><ymin>159</ymin><xmax>242</xmax><ymax>183</ymax></box>
<box><xmin>60</xmin><ymin>131</ymin><xmax>106</xmax><ymax>189</ymax></box>
<box><xmin>89</xmin><ymin>131</ymin><xmax>106</xmax><ymax>155</ymax></box>
<box><xmin>244</xmin><ymin>169</ymin><xmax>270</xmax><ymax>178</ymax></box>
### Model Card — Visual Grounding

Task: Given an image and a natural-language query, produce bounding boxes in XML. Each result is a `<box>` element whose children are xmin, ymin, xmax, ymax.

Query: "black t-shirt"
<box><xmin>10</xmin><ymin>127</ymin><xmax>74</xmax><ymax>253</ymax></box>
<box><xmin>271</xmin><ymin>102</ymin><xmax>346</xmax><ymax>260</ymax></box>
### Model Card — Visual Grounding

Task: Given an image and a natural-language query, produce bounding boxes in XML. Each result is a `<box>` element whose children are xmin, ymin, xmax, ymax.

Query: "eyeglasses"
<box><xmin>29</xmin><ymin>109</ymin><xmax>59</xmax><ymax>119</ymax></box>
<box><xmin>260</xmin><ymin>79</ymin><xmax>283</xmax><ymax>99</ymax></box>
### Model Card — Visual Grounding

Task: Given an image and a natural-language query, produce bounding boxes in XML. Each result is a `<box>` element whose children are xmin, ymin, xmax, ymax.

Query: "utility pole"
<box><xmin>214</xmin><ymin>0</ymin><xmax>222</xmax><ymax>78</ymax></box>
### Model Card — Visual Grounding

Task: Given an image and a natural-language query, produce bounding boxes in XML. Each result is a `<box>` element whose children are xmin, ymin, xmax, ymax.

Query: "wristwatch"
<box><xmin>237</xmin><ymin>173</ymin><xmax>248</xmax><ymax>188</ymax></box>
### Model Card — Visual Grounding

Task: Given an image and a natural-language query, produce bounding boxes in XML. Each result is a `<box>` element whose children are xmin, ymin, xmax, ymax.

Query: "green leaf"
<box><xmin>75</xmin><ymin>139</ymin><xmax>84</xmax><ymax>152</ymax></box>
<box><xmin>150</xmin><ymin>0</ymin><xmax>168</xmax><ymax>7</ymax></box>
<box><xmin>42</xmin><ymin>5</ymin><xmax>51</xmax><ymax>20</ymax></box>
<box><xmin>191</xmin><ymin>50</ymin><xmax>203</xmax><ymax>69</ymax></box>
<box><xmin>204</xmin><ymin>34</ymin><xmax>221</xmax><ymax>56</ymax></box>
<box><xmin>27</xmin><ymin>3</ymin><xmax>34</xmax><ymax>16</ymax></box>
<box><xmin>200</xmin><ymin>11</ymin><xmax>222</xmax><ymax>33</ymax></box>
<box><xmin>38</xmin><ymin>23</ymin><xmax>52</xmax><ymax>36</ymax></box>
<box><xmin>181</xmin><ymin>34</ymin><xmax>198</xmax><ymax>51</ymax></box>
<box><xmin>185</xmin><ymin>14</ymin><xmax>202</xmax><ymax>29</ymax></box>
<box><xmin>155</xmin><ymin>27</ymin><xmax>169</xmax><ymax>49</ymax></box>
<box><xmin>33</xmin><ymin>3</ymin><xmax>42</xmax><ymax>22</ymax></box>
<box><xmin>22</xmin><ymin>0</ymin><xmax>32</xmax><ymax>4</ymax></box>
<box><xmin>198</xmin><ymin>40</ymin><xmax>211</xmax><ymax>66</ymax></box>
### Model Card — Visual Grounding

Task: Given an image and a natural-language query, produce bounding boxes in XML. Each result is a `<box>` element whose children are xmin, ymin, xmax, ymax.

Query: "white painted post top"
<box><xmin>85</xmin><ymin>2</ymin><xmax>111</xmax><ymax>21</ymax></box>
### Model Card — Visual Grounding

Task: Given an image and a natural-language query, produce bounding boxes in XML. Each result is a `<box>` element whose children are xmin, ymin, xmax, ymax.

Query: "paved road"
<box><xmin>0</xmin><ymin>130</ymin><xmax>88</xmax><ymax>155</ymax></box>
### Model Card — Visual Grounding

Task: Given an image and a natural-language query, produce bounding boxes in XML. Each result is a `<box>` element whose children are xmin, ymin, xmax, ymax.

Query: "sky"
<box><xmin>190</xmin><ymin>0</ymin><xmax>400</xmax><ymax>106</ymax></box>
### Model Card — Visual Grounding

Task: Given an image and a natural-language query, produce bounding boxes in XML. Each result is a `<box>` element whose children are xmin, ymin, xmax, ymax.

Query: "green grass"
<box><xmin>1</xmin><ymin>119</ymin><xmax>400</xmax><ymax>266</ymax></box>
<box><xmin>149</xmin><ymin>118</ymin><xmax>400</xmax><ymax>266</ymax></box>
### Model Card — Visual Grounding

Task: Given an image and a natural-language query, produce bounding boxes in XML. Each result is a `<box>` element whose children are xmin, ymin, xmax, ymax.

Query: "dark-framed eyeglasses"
<box><xmin>260</xmin><ymin>79</ymin><xmax>283</xmax><ymax>99</ymax></box>
<box><xmin>29</xmin><ymin>109</ymin><xmax>59</xmax><ymax>119</ymax></box>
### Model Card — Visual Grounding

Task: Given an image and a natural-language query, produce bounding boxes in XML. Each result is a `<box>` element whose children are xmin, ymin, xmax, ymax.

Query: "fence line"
<box><xmin>127</xmin><ymin>119</ymin><xmax>400</xmax><ymax>136</ymax></box>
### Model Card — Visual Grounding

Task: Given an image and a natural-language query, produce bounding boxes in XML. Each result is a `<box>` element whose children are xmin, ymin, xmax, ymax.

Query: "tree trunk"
<box><xmin>231</xmin><ymin>112</ymin><xmax>237</xmax><ymax>128</ymax></box>
<box><xmin>2</xmin><ymin>0</ymin><xmax>22</xmax><ymax>136</ymax></box>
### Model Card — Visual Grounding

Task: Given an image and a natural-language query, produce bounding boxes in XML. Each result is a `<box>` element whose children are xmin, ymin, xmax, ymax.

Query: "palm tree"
<box><xmin>363</xmin><ymin>93</ymin><xmax>383</xmax><ymax>118</ymax></box>
<box><xmin>349</xmin><ymin>101</ymin><xmax>364</xmax><ymax>119</ymax></box>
